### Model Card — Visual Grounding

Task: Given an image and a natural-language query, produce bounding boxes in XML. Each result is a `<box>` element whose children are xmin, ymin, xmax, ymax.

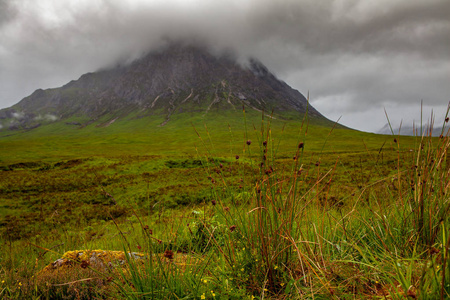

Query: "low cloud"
<box><xmin>0</xmin><ymin>0</ymin><xmax>449</xmax><ymax>132</ymax></box>
<box><xmin>12</xmin><ymin>111</ymin><xmax>25</xmax><ymax>119</ymax></box>
<box><xmin>35</xmin><ymin>114</ymin><xmax>58</xmax><ymax>122</ymax></box>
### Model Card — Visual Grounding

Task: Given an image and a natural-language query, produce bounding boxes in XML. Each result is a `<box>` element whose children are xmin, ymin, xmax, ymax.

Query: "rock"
<box><xmin>39</xmin><ymin>250</ymin><xmax>147</xmax><ymax>276</ymax></box>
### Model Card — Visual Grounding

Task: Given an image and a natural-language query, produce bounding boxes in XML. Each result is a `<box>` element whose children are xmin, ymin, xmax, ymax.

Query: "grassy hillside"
<box><xmin>1</xmin><ymin>110</ymin><xmax>449</xmax><ymax>299</ymax></box>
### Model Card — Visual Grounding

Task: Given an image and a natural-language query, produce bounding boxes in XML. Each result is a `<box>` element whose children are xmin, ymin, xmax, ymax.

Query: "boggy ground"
<box><xmin>1</xmin><ymin>113</ymin><xmax>449</xmax><ymax>299</ymax></box>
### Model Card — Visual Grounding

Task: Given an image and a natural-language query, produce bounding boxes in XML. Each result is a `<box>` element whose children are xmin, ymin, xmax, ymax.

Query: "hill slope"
<box><xmin>0</xmin><ymin>43</ymin><xmax>329</xmax><ymax>131</ymax></box>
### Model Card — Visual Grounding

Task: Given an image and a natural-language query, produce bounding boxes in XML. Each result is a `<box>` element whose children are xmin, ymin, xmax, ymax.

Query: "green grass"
<box><xmin>1</xmin><ymin>109</ymin><xmax>449</xmax><ymax>299</ymax></box>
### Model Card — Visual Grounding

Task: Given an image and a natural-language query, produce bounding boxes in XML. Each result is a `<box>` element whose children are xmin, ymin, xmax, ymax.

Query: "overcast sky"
<box><xmin>1</xmin><ymin>0</ymin><xmax>449</xmax><ymax>132</ymax></box>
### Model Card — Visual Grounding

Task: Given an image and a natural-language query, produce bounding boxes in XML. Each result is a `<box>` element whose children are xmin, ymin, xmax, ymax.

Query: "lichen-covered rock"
<box><xmin>34</xmin><ymin>249</ymin><xmax>199</xmax><ymax>298</ymax></box>
<box><xmin>40</xmin><ymin>249</ymin><xmax>147</xmax><ymax>276</ymax></box>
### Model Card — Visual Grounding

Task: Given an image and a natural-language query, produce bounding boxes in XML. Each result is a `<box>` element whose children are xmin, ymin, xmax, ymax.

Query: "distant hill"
<box><xmin>0</xmin><ymin>43</ymin><xmax>333</xmax><ymax>132</ymax></box>
<box><xmin>377</xmin><ymin>122</ymin><xmax>449</xmax><ymax>137</ymax></box>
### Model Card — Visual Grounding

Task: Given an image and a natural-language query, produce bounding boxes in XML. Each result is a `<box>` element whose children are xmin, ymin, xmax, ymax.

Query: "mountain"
<box><xmin>377</xmin><ymin>122</ymin><xmax>449</xmax><ymax>137</ymax></box>
<box><xmin>0</xmin><ymin>43</ymin><xmax>330</xmax><ymax>131</ymax></box>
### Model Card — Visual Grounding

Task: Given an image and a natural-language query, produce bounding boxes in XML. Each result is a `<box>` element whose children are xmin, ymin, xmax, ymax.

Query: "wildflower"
<box><xmin>235</xmin><ymin>155</ymin><xmax>240</xmax><ymax>160</ymax></box>
<box><xmin>203</xmin><ymin>279</ymin><xmax>208</xmax><ymax>283</ymax></box>
<box><xmin>211</xmin><ymin>200</ymin><xmax>216</xmax><ymax>206</ymax></box>
<box><xmin>247</xmin><ymin>140</ymin><xmax>252</xmax><ymax>145</ymax></box>
<box><xmin>164</xmin><ymin>249</ymin><xmax>174</xmax><ymax>260</ymax></box>
<box><xmin>394</xmin><ymin>138</ymin><xmax>397</xmax><ymax>143</ymax></box>
<box><xmin>241</xmin><ymin>268</ymin><xmax>244</xmax><ymax>272</ymax></box>
<box><xmin>298</xmin><ymin>142</ymin><xmax>304</xmax><ymax>149</ymax></box>
<box><xmin>229</xmin><ymin>225</ymin><xmax>237</xmax><ymax>232</ymax></box>
<box><xmin>137</xmin><ymin>245</ymin><xmax>142</xmax><ymax>250</ymax></box>
<box><xmin>263</xmin><ymin>140</ymin><xmax>267</xmax><ymax>146</ymax></box>
<box><xmin>274</xmin><ymin>265</ymin><xmax>278</xmax><ymax>270</ymax></box>
<box><xmin>201</xmin><ymin>293</ymin><xmax>206</xmax><ymax>299</ymax></box>
<box><xmin>211</xmin><ymin>290</ymin><xmax>215</xmax><ymax>297</ymax></box>
<box><xmin>224</xmin><ymin>206</ymin><xmax>229</xmax><ymax>212</ymax></box>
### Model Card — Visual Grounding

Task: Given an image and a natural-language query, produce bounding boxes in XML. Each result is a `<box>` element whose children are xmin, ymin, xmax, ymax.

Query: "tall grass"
<box><xmin>1</xmin><ymin>106</ymin><xmax>449</xmax><ymax>299</ymax></box>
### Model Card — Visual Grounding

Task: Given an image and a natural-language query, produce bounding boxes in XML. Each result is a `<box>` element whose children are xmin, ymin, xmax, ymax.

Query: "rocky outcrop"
<box><xmin>0</xmin><ymin>42</ymin><xmax>327</xmax><ymax>131</ymax></box>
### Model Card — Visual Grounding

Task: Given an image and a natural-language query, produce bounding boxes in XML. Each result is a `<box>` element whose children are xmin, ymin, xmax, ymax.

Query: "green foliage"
<box><xmin>1</xmin><ymin>108</ymin><xmax>449</xmax><ymax>299</ymax></box>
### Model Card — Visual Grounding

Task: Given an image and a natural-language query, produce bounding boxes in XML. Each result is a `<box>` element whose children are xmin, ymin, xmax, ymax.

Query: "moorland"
<box><xmin>0</xmin><ymin>108</ymin><xmax>449</xmax><ymax>299</ymax></box>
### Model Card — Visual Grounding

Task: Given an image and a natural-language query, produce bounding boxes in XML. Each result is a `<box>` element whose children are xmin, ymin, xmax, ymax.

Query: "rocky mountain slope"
<box><xmin>0</xmin><ymin>43</ymin><xmax>328</xmax><ymax>131</ymax></box>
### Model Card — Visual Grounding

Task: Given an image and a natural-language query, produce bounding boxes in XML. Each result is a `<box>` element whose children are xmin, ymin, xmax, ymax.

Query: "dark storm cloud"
<box><xmin>1</xmin><ymin>0</ymin><xmax>449</xmax><ymax>131</ymax></box>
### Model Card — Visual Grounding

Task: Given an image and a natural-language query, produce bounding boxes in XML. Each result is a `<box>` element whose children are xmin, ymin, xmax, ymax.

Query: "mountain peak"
<box><xmin>0</xmin><ymin>43</ymin><xmax>326</xmax><ymax>131</ymax></box>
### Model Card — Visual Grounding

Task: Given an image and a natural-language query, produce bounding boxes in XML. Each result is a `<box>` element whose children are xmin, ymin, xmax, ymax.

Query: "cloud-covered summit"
<box><xmin>1</xmin><ymin>0</ymin><xmax>449</xmax><ymax>131</ymax></box>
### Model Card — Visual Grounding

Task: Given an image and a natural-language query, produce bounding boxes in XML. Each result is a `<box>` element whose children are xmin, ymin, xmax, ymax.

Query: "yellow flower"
<box><xmin>274</xmin><ymin>265</ymin><xmax>278</xmax><ymax>270</ymax></box>
<box><xmin>241</xmin><ymin>268</ymin><xmax>244</xmax><ymax>272</ymax></box>
<box><xmin>211</xmin><ymin>290</ymin><xmax>216</xmax><ymax>297</ymax></box>
<box><xmin>203</xmin><ymin>279</ymin><xmax>207</xmax><ymax>283</ymax></box>
<box><xmin>201</xmin><ymin>293</ymin><xmax>206</xmax><ymax>299</ymax></box>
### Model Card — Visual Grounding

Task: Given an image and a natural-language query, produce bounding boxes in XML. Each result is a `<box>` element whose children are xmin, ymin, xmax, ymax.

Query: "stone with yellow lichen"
<box><xmin>39</xmin><ymin>249</ymin><xmax>147</xmax><ymax>275</ymax></box>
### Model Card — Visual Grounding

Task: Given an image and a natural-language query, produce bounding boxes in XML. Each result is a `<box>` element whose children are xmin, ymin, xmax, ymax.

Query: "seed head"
<box><xmin>164</xmin><ymin>250</ymin><xmax>174</xmax><ymax>260</ymax></box>
<box><xmin>229</xmin><ymin>225</ymin><xmax>237</xmax><ymax>232</ymax></box>
<box><xmin>263</xmin><ymin>140</ymin><xmax>267</xmax><ymax>146</ymax></box>
<box><xmin>235</xmin><ymin>155</ymin><xmax>239</xmax><ymax>160</ymax></box>
<box><xmin>298</xmin><ymin>142</ymin><xmax>304</xmax><ymax>149</ymax></box>
<box><xmin>211</xmin><ymin>200</ymin><xmax>216</xmax><ymax>206</ymax></box>
<box><xmin>446</xmin><ymin>117</ymin><xmax>449</xmax><ymax>123</ymax></box>
<box><xmin>394</xmin><ymin>138</ymin><xmax>397</xmax><ymax>143</ymax></box>
<box><xmin>246</xmin><ymin>140</ymin><xmax>252</xmax><ymax>145</ymax></box>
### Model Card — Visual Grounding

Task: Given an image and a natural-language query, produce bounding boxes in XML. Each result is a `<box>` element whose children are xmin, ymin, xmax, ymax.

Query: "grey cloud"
<box><xmin>0</xmin><ymin>0</ymin><xmax>449</xmax><ymax>132</ymax></box>
<box><xmin>0</xmin><ymin>0</ymin><xmax>17</xmax><ymax>26</ymax></box>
